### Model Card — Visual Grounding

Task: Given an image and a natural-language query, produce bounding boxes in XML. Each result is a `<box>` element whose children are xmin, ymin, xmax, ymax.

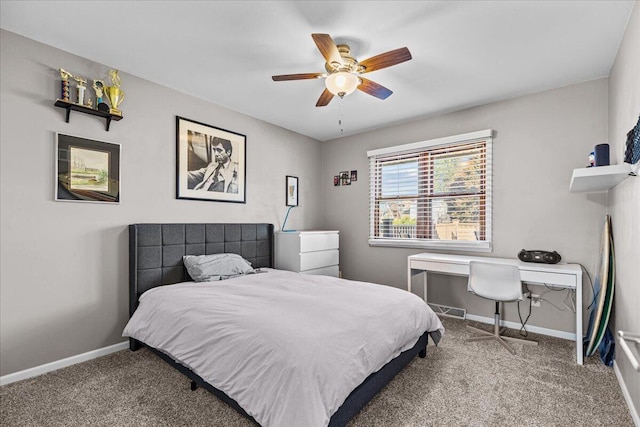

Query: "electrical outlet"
<box><xmin>530</xmin><ymin>294</ymin><xmax>541</xmax><ymax>307</ymax></box>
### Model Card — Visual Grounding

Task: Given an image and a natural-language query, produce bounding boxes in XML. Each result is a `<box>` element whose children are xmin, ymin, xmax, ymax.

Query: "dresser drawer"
<box><xmin>300</xmin><ymin>249</ymin><xmax>339</xmax><ymax>271</ymax></box>
<box><xmin>299</xmin><ymin>232</ymin><xmax>339</xmax><ymax>253</ymax></box>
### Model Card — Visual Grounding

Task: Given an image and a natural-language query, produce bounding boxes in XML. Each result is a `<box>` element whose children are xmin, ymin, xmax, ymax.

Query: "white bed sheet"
<box><xmin>123</xmin><ymin>268</ymin><xmax>444</xmax><ymax>427</ymax></box>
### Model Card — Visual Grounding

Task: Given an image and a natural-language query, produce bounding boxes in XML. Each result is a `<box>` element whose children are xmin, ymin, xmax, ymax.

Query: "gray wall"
<box><xmin>608</xmin><ymin>1</ymin><xmax>639</xmax><ymax>418</ymax></box>
<box><xmin>322</xmin><ymin>78</ymin><xmax>609</xmax><ymax>333</ymax></box>
<box><xmin>0</xmin><ymin>30</ymin><xmax>323</xmax><ymax>376</ymax></box>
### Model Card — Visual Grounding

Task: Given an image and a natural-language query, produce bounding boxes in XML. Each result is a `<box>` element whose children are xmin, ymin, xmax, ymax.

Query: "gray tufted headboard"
<box><xmin>129</xmin><ymin>223</ymin><xmax>274</xmax><ymax>316</ymax></box>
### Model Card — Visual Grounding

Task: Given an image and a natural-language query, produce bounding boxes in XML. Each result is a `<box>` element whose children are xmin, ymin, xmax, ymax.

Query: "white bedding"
<box><xmin>123</xmin><ymin>268</ymin><xmax>444</xmax><ymax>427</ymax></box>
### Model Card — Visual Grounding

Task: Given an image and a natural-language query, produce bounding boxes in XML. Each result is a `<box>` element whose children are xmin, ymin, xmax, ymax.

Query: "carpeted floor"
<box><xmin>0</xmin><ymin>318</ymin><xmax>633</xmax><ymax>426</ymax></box>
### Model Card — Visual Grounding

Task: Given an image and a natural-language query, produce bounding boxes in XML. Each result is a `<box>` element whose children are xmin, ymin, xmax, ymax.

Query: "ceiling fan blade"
<box><xmin>359</xmin><ymin>47</ymin><xmax>412</xmax><ymax>73</ymax></box>
<box><xmin>272</xmin><ymin>73</ymin><xmax>324</xmax><ymax>81</ymax></box>
<box><xmin>316</xmin><ymin>88</ymin><xmax>334</xmax><ymax>107</ymax></box>
<box><xmin>358</xmin><ymin>77</ymin><xmax>393</xmax><ymax>100</ymax></box>
<box><xmin>311</xmin><ymin>33</ymin><xmax>343</xmax><ymax>68</ymax></box>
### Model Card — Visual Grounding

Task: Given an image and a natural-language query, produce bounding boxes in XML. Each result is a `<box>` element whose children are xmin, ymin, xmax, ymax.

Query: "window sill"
<box><xmin>368</xmin><ymin>238</ymin><xmax>492</xmax><ymax>252</ymax></box>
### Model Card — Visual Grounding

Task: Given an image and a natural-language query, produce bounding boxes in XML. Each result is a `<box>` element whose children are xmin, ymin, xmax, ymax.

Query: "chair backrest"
<box><xmin>467</xmin><ymin>261</ymin><xmax>523</xmax><ymax>302</ymax></box>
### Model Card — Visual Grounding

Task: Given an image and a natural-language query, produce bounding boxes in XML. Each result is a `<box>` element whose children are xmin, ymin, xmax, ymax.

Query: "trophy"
<box><xmin>93</xmin><ymin>80</ymin><xmax>109</xmax><ymax>112</ymax></box>
<box><xmin>58</xmin><ymin>69</ymin><xmax>73</xmax><ymax>102</ymax></box>
<box><xmin>73</xmin><ymin>75</ymin><xmax>87</xmax><ymax>106</ymax></box>
<box><xmin>104</xmin><ymin>69</ymin><xmax>125</xmax><ymax>116</ymax></box>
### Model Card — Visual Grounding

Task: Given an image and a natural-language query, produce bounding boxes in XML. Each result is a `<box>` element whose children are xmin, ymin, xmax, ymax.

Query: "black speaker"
<box><xmin>518</xmin><ymin>249</ymin><xmax>561</xmax><ymax>264</ymax></box>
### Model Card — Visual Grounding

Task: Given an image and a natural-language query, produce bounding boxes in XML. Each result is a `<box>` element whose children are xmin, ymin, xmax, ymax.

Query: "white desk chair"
<box><xmin>467</xmin><ymin>261</ymin><xmax>538</xmax><ymax>354</ymax></box>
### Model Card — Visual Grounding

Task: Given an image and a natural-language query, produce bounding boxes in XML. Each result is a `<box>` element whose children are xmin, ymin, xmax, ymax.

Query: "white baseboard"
<box><xmin>0</xmin><ymin>341</ymin><xmax>129</xmax><ymax>386</ymax></box>
<box><xmin>465</xmin><ymin>313</ymin><xmax>576</xmax><ymax>341</ymax></box>
<box><xmin>614</xmin><ymin>360</ymin><xmax>640</xmax><ymax>427</ymax></box>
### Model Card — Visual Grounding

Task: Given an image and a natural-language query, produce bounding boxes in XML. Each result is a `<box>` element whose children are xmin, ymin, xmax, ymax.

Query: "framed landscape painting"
<box><xmin>55</xmin><ymin>133</ymin><xmax>120</xmax><ymax>203</ymax></box>
<box><xmin>176</xmin><ymin>116</ymin><xmax>246</xmax><ymax>203</ymax></box>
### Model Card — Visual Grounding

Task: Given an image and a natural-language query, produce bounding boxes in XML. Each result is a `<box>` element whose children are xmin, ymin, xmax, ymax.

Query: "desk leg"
<box><xmin>407</xmin><ymin>262</ymin><xmax>428</xmax><ymax>303</ymax></box>
<box><xmin>576</xmin><ymin>271</ymin><xmax>584</xmax><ymax>365</ymax></box>
<box><xmin>423</xmin><ymin>271</ymin><xmax>428</xmax><ymax>304</ymax></box>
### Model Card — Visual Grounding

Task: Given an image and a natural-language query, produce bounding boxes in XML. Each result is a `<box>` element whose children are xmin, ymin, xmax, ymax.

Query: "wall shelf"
<box><xmin>569</xmin><ymin>164</ymin><xmax>634</xmax><ymax>192</ymax></box>
<box><xmin>54</xmin><ymin>99</ymin><xmax>123</xmax><ymax>131</ymax></box>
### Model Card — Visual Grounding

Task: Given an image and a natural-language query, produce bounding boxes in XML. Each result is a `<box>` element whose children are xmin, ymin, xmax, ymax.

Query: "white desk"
<box><xmin>407</xmin><ymin>253</ymin><xmax>584</xmax><ymax>365</ymax></box>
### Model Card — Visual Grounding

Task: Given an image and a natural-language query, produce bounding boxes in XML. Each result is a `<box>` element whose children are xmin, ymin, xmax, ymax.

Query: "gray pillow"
<box><xmin>183</xmin><ymin>253</ymin><xmax>255</xmax><ymax>282</ymax></box>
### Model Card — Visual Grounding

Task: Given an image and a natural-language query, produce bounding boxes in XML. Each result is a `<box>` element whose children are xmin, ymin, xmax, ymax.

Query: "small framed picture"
<box><xmin>350</xmin><ymin>170</ymin><xmax>357</xmax><ymax>182</ymax></box>
<box><xmin>340</xmin><ymin>171</ymin><xmax>351</xmax><ymax>186</ymax></box>
<box><xmin>176</xmin><ymin>116</ymin><xmax>246</xmax><ymax>203</ymax></box>
<box><xmin>334</xmin><ymin>175</ymin><xmax>340</xmax><ymax>186</ymax></box>
<box><xmin>55</xmin><ymin>133</ymin><xmax>120</xmax><ymax>203</ymax></box>
<box><xmin>286</xmin><ymin>175</ymin><xmax>299</xmax><ymax>206</ymax></box>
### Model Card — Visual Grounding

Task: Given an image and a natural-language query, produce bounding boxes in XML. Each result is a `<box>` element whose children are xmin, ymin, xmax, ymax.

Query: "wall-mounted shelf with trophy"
<box><xmin>54</xmin><ymin>99</ymin><xmax>123</xmax><ymax>131</ymax></box>
<box><xmin>54</xmin><ymin>69</ymin><xmax>125</xmax><ymax>132</ymax></box>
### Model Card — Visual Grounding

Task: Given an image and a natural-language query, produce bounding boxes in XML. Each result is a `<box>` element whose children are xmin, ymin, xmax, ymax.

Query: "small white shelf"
<box><xmin>569</xmin><ymin>164</ymin><xmax>633</xmax><ymax>192</ymax></box>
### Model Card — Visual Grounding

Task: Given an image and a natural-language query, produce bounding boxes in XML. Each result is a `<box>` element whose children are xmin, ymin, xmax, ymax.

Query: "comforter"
<box><xmin>123</xmin><ymin>269</ymin><xmax>444</xmax><ymax>427</ymax></box>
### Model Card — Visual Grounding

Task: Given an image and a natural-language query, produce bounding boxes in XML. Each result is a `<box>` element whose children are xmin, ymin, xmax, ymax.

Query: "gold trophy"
<box><xmin>104</xmin><ymin>69</ymin><xmax>125</xmax><ymax>116</ymax></box>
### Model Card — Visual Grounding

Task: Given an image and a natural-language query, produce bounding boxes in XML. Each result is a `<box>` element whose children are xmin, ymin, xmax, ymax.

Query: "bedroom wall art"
<box><xmin>286</xmin><ymin>175</ymin><xmax>299</xmax><ymax>206</ymax></box>
<box><xmin>340</xmin><ymin>170</ymin><xmax>351</xmax><ymax>185</ymax></box>
<box><xmin>334</xmin><ymin>170</ymin><xmax>357</xmax><ymax>186</ymax></box>
<box><xmin>176</xmin><ymin>116</ymin><xmax>246</xmax><ymax>203</ymax></box>
<box><xmin>55</xmin><ymin>133</ymin><xmax>121</xmax><ymax>203</ymax></box>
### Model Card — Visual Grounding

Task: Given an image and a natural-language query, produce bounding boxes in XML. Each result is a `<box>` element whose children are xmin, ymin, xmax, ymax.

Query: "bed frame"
<box><xmin>129</xmin><ymin>223</ymin><xmax>429</xmax><ymax>427</ymax></box>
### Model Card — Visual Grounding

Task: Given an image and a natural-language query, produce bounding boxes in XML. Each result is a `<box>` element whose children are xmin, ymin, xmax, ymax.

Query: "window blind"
<box><xmin>368</xmin><ymin>130</ymin><xmax>492</xmax><ymax>251</ymax></box>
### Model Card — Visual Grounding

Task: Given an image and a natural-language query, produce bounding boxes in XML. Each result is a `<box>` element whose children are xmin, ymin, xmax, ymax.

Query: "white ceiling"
<box><xmin>0</xmin><ymin>1</ymin><xmax>634</xmax><ymax>141</ymax></box>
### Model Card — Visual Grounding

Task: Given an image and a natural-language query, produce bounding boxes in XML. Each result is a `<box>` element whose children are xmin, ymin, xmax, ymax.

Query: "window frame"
<box><xmin>367</xmin><ymin>129</ymin><xmax>493</xmax><ymax>252</ymax></box>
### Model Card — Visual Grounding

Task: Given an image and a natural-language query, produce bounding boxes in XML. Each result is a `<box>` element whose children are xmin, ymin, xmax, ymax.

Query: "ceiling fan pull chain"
<box><xmin>338</xmin><ymin>98</ymin><xmax>344</xmax><ymax>135</ymax></box>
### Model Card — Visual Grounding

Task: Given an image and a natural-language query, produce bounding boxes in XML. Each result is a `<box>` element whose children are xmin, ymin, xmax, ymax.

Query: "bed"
<box><xmin>124</xmin><ymin>223</ymin><xmax>444</xmax><ymax>427</ymax></box>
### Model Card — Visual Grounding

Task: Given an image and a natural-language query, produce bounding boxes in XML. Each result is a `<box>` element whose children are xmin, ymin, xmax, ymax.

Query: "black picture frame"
<box><xmin>340</xmin><ymin>171</ymin><xmax>351</xmax><ymax>186</ymax></box>
<box><xmin>176</xmin><ymin>116</ymin><xmax>246</xmax><ymax>203</ymax></box>
<box><xmin>286</xmin><ymin>175</ymin><xmax>299</xmax><ymax>206</ymax></box>
<box><xmin>55</xmin><ymin>133</ymin><xmax>120</xmax><ymax>203</ymax></box>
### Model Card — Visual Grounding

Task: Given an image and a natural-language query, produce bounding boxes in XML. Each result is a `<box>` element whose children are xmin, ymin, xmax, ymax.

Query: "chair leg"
<box><xmin>467</xmin><ymin>335</ymin><xmax>497</xmax><ymax>342</ymax></box>
<box><xmin>466</xmin><ymin>325</ymin><xmax>494</xmax><ymax>336</ymax></box>
<box><xmin>496</xmin><ymin>337</ymin><xmax>517</xmax><ymax>355</ymax></box>
<box><xmin>466</xmin><ymin>301</ymin><xmax>538</xmax><ymax>354</ymax></box>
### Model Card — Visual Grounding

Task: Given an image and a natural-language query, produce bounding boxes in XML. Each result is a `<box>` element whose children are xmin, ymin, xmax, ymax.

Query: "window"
<box><xmin>368</xmin><ymin>130</ymin><xmax>492</xmax><ymax>251</ymax></box>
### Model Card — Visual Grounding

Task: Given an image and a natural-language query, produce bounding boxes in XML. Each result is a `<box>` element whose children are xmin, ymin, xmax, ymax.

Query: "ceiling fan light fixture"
<box><xmin>325</xmin><ymin>71</ymin><xmax>360</xmax><ymax>97</ymax></box>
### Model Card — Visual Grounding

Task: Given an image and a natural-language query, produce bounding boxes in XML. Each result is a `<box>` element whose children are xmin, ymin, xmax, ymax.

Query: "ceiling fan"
<box><xmin>272</xmin><ymin>34</ymin><xmax>412</xmax><ymax>107</ymax></box>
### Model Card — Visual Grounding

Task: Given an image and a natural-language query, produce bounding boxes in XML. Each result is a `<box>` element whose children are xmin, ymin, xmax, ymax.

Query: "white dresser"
<box><xmin>274</xmin><ymin>230</ymin><xmax>339</xmax><ymax>277</ymax></box>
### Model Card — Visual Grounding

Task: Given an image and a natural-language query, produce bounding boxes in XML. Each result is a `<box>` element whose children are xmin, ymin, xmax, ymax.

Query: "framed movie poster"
<box><xmin>176</xmin><ymin>116</ymin><xmax>246</xmax><ymax>203</ymax></box>
<box><xmin>55</xmin><ymin>133</ymin><xmax>120</xmax><ymax>203</ymax></box>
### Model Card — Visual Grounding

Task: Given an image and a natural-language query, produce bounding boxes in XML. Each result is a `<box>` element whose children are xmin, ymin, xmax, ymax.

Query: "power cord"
<box><xmin>517</xmin><ymin>284</ymin><xmax>533</xmax><ymax>337</ymax></box>
<box><xmin>579</xmin><ymin>264</ymin><xmax>596</xmax><ymax>310</ymax></box>
<box><xmin>538</xmin><ymin>284</ymin><xmax>576</xmax><ymax>312</ymax></box>
<box><xmin>538</xmin><ymin>292</ymin><xmax>575</xmax><ymax>312</ymax></box>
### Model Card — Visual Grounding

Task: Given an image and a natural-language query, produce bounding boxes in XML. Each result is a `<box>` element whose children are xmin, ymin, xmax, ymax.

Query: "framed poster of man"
<box><xmin>176</xmin><ymin>116</ymin><xmax>246</xmax><ymax>203</ymax></box>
